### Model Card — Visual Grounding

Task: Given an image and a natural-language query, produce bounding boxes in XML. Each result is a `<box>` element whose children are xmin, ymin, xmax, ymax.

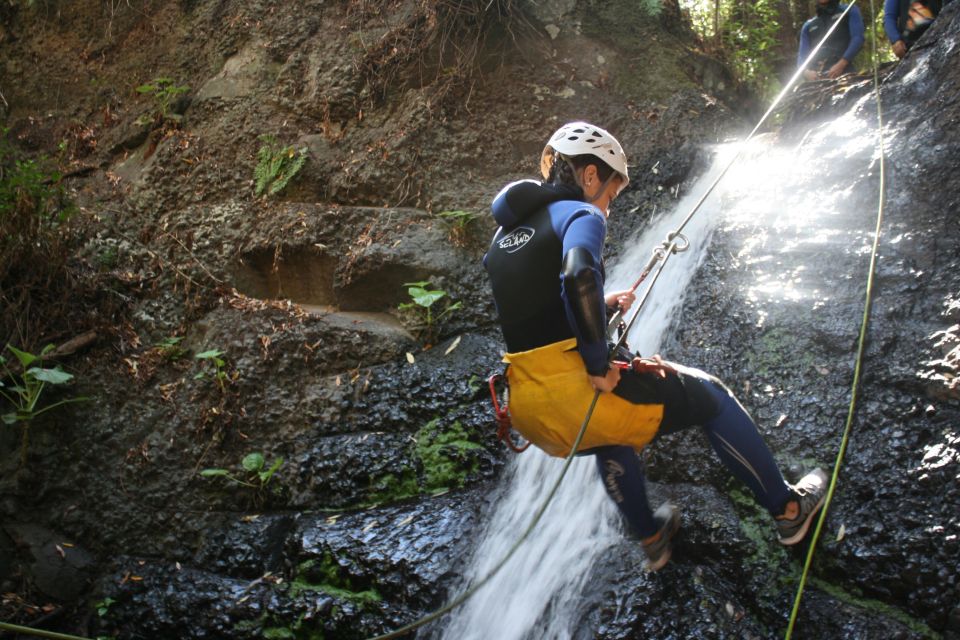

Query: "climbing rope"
<box><xmin>784</xmin><ymin>1</ymin><xmax>888</xmax><ymax>637</ymax></box>
<box><xmin>0</xmin><ymin>621</ymin><xmax>92</xmax><ymax>640</ymax></box>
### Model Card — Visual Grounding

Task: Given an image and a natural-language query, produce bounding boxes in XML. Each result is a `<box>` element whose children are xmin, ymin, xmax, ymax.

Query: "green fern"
<box><xmin>269</xmin><ymin>148</ymin><xmax>308</xmax><ymax>195</ymax></box>
<box><xmin>253</xmin><ymin>135</ymin><xmax>308</xmax><ymax>197</ymax></box>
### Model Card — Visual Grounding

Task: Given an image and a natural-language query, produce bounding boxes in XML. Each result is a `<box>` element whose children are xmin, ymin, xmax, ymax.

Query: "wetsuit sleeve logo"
<box><xmin>497</xmin><ymin>226</ymin><xmax>536</xmax><ymax>253</ymax></box>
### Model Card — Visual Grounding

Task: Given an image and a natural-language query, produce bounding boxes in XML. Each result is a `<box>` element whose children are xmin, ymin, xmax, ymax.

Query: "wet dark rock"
<box><xmin>98</xmin><ymin>486</ymin><xmax>490</xmax><ymax>639</ymax></box>
<box><xmin>4</xmin><ymin>524</ymin><xmax>96</xmax><ymax>601</ymax></box>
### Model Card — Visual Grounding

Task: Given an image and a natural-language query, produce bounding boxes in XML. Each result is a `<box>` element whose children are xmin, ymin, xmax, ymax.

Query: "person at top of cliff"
<box><xmin>798</xmin><ymin>0</ymin><xmax>865</xmax><ymax>80</ymax></box>
<box><xmin>483</xmin><ymin>121</ymin><xmax>829</xmax><ymax>570</ymax></box>
<box><xmin>884</xmin><ymin>0</ymin><xmax>952</xmax><ymax>58</ymax></box>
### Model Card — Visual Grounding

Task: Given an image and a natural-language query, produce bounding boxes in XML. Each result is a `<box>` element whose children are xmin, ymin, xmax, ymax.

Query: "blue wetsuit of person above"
<box><xmin>797</xmin><ymin>0</ymin><xmax>865</xmax><ymax>76</ymax></box>
<box><xmin>483</xmin><ymin>122</ymin><xmax>829</xmax><ymax>570</ymax></box>
<box><xmin>884</xmin><ymin>0</ymin><xmax>953</xmax><ymax>54</ymax></box>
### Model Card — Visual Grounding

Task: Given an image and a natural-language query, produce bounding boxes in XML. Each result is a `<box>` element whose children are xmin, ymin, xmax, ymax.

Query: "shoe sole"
<box><xmin>778</xmin><ymin>492</ymin><xmax>827</xmax><ymax>546</ymax></box>
<box><xmin>644</xmin><ymin>508</ymin><xmax>681</xmax><ymax>571</ymax></box>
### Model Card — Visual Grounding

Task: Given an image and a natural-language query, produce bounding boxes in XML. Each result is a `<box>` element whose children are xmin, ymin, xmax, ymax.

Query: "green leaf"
<box><xmin>135</xmin><ymin>84</ymin><xmax>157</xmax><ymax>93</ymax></box>
<box><xmin>402</xmin><ymin>281</ymin><xmax>430</xmax><ymax>288</ymax></box>
<box><xmin>27</xmin><ymin>367</ymin><xmax>74</xmax><ymax>384</ymax></box>
<box><xmin>195</xmin><ymin>349</ymin><xmax>223</xmax><ymax>360</ymax></box>
<box><xmin>242</xmin><ymin>452</ymin><xmax>265</xmax><ymax>472</ymax></box>
<box><xmin>409</xmin><ymin>288</ymin><xmax>445</xmax><ymax>308</ymax></box>
<box><xmin>6</xmin><ymin>345</ymin><xmax>36</xmax><ymax>368</ymax></box>
<box><xmin>2</xmin><ymin>412</ymin><xmax>19</xmax><ymax>424</ymax></box>
<box><xmin>200</xmin><ymin>468</ymin><xmax>229</xmax><ymax>477</ymax></box>
<box><xmin>259</xmin><ymin>456</ymin><xmax>284</xmax><ymax>483</ymax></box>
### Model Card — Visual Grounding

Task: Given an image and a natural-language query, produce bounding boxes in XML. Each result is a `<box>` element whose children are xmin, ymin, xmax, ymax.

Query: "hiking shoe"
<box><xmin>642</xmin><ymin>503</ymin><xmax>681</xmax><ymax>571</ymax></box>
<box><xmin>776</xmin><ymin>468</ymin><xmax>829</xmax><ymax>545</ymax></box>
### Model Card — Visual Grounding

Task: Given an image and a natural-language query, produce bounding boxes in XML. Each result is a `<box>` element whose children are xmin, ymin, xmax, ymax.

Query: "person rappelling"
<box><xmin>484</xmin><ymin>122</ymin><xmax>829</xmax><ymax>571</ymax></box>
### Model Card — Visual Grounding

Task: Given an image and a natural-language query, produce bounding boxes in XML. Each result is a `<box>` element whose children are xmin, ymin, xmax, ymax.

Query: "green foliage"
<box><xmin>0</xmin><ymin>344</ymin><xmax>86</xmax><ymax>426</ymax></box>
<box><xmin>95</xmin><ymin>597</ymin><xmax>115</xmax><ymax>618</ymax></box>
<box><xmin>368</xmin><ymin>470</ymin><xmax>420</xmax><ymax>504</ymax></box>
<box><xmin>721</xmin><ymin>0</ymin><xmax>781</xmax><ymax>96</ymax></box>
<box><xmin>1</xmin><ymin>344</ymin><xmax>87</xmax><ymax>464</ymax></box>
<box><xmin>291</xmin><ymin>555</ymin><xmax>381</xmax><ymax>608</ymax></box>
<box><xmin>0</xmin><ymin>129</ymin><xmax>75</xmax><ymax>346</ymax></box>
<box><xmin>637</xmin><ymin>0</ymin><xmax>662</xmax><ymax>16</ymax></box>
<box><xmin>155</xmin><ymin>336</ymin><xmax>187</xmax><ymax>361</ymax></box>
<box><xmin>366</xmin><ymin>418</ymin><xmax>482</xmax><ymax>505</ymax></box>
<box><xmin>437</xmin><ymin>209</ymin><xmax>479</xmax><ymax>246</ymax></box>
<box><xmin>808</xmin><ymin>577</ymin><xmax>943</xmax><ymax>638</ymax></box>
<box><xmin>200</xmin><ymin>451</ymin><xmax>283</xmax><ymax>504</ymax></box>
<box><xmin>397</xmin><ymin>280</ymin><xmax>462</xmax><ymax>343</ymax></box>
<box><xmin>253</xmin><ymin>135</ymin><xmax>308</xmax><ymax>197</ymax></box>
<box><xmin>135</xmin><ymin>77</ymin><xmax>189</xmax><ymax>123</ymax></box>
<box><xmin>415</xmin><ymin>418</ymin><xmax>482</xmax><ymax>491</ymax></box>
<box><xmin>194</xmin><ymin>348</ymin><xmax>230</xmax><ymax>391</ymax></box>
<box><xmin>437</xmin><ymin>210</ymin><xmax>478</xmax><ymax>226</ymax></box>
<box><xmin>97</xmin><ymin>244</ymin><xmax>119</xmax><ymax>269</ymax></box>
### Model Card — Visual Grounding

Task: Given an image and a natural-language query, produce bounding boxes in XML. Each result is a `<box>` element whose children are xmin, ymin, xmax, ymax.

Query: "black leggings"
<box><xmin>591</xmin><ymin>363</ymin><xmax>794</xmax><ymax>538</ymax></box>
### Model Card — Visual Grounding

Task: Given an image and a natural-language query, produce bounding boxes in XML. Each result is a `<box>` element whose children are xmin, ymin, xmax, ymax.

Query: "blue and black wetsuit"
<box><xmin>485</xmin><ymin>180</ymin><xmax>795</xmax><ymax>538</ymax></box>
<box><xmin>798</xmin><ymin>2</ymin><xmax>865</xmax><ymax>72</ymax></box>
<box><xmin>884</xmin><ymin>0</ymin><xmax>948</xmax><ymax>46</ymax></box>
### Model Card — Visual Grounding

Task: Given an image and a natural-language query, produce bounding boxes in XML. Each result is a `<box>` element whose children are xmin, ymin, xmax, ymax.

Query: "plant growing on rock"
<box><xmin>155</xmin><ymin>336</ymin><xmax>187</xmax><ymax>361</ymax></box>
<box><xmin>135</xmin><ymin>77</ymin><xmax>189</xmax><ymax>124</ymax></box>
<box><xmin>193</xmin><ymin>349</ymin><xmax>232</xmax><ymax>392</ymax></box>
<box><xmin>437</xmin><ymin>209</ymin><xmax>479</xmax><ymax>246</ymax></box>
<box><xmin>1</xmin><ymin>344</ymin><xmax>87</xmax><ymax>462</ymax></box>
<box><xmin>1</xmin><ymin>130</ymin><xmax>76</xmax><ymax>347</ymax></box>
<box><xmin>253</xmin><ymin>135</ymin><xmax>308</xmax><ymax>197</ymax></box>
<box><xmin>200</xmin><ymin>452</ymin><xmax>285</xmax><ymax>505</ymax></box>
<box><xmin>397</xmin><ymin>281</ymin><xmax>461</xmax><ymax>344</ymax></box>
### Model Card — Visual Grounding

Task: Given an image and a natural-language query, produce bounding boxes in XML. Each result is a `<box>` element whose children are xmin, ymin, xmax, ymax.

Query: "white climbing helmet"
<box><xmin>540</xmin><ymin>121</ymin><xmax>630</xmax><ymax>188</ymax></box>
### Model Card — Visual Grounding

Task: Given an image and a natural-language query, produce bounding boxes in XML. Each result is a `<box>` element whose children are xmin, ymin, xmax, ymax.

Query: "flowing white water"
<box><xmin>438</xmin><ymin>145</ymin><xmax>743</xmax><ymax>640</ymax></box>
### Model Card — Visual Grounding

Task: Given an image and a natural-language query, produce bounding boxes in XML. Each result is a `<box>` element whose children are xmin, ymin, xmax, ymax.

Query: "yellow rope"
<box><xmin>0</xmin><ymin>621</ymin><xmax>92</xmax><ymax>640</ymax></box>
<box><xmin>784</xmin><ymin>2</ymin><xmax>888</xmax><ymax>636</ymax></box>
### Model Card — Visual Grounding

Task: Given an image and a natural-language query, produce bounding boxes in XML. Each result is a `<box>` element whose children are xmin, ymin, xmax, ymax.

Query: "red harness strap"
<box><xmin>488</xmin><ymin>372</ymin><xmax>530</xmax><ymax>453</ymax></box>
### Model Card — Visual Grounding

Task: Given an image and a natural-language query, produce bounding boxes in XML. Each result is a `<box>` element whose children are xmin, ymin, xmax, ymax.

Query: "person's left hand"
<box><xmin>827</xmin><ymin>59</ymin><xmax>849</xmax><ymax>79</ymax></box>
<box><xmin>605</xmin><ymin>289</ymin><xmax>636</xmax><ymax>313</ymax></box>
<box><xmin>631</xmin><ymin>354</ymin><xmax>676</xmax><ymax>379</ymax></box>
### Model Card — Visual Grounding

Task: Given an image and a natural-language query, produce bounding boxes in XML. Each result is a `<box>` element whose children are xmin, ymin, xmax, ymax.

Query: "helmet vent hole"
<box><xmin>567</xmin><ymin>136</ymin><xmax>579</xmax><ymax>141</ymax></box>
<box><xmin>585</xmin><ymin>138</ymin><xmax>596</xmax><ymax>143</ymax></box>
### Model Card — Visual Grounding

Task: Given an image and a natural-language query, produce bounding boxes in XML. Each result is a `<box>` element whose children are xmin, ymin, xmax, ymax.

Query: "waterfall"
<box><xmin>438</xmin><ymin>143</ymin><xmax>763</xmax><ymax>640</ymax></box>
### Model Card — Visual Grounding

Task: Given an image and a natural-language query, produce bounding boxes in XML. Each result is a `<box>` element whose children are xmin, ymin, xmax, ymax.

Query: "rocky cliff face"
<box><xmin>1</xmin><ymin>0</ymin><xmax>957</xmax><ymax>638</ymax></box>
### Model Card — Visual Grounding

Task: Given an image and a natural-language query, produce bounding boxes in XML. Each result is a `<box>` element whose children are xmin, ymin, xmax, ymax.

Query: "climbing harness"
<box><xmin>784</xmin><ymin>0</ymin><xmax>888</xmax><ymax>636</ymax></box>
<box><xmin>487</xmin><ymin>371</ymin><xmax>530</xmax><ymax>453</ymax></box>
<box><xmin>368</xmin><ymin>7</ymin><xmax>866</xmax><ymax>639</ymax></box>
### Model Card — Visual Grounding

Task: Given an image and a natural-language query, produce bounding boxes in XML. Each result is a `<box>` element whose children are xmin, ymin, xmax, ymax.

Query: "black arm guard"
<box><xmin>562</xmin><ymin>247</ymin><xmax>608</xmax><ymax>375</ymax></box>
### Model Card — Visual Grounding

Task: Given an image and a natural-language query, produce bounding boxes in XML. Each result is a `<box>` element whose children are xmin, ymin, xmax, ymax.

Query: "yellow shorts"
<box><xmin>504</xmin><ymin>338</ymin><xmax>663</xmax><ymax>458</ymax></box>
